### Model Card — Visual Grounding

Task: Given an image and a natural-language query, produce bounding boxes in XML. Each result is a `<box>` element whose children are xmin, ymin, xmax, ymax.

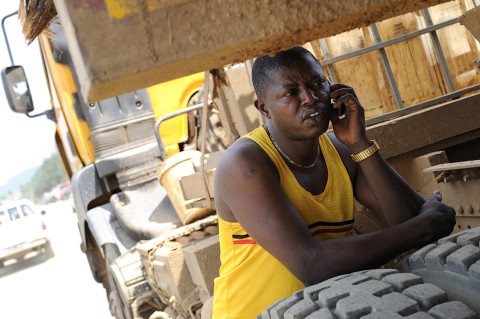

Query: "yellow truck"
<box><xmin>2</xmin><ymin>0</ymin><xmax>480</xmax><ymax>318</ymax></box>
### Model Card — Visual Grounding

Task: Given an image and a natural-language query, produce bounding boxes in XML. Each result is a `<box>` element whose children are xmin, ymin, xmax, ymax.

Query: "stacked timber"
<box><xmin>310</xmin><ymin>0</ymin><xmax>480</xmax><ymax>119</ymax></box>
<box><xmin>433</xmin><ymin>1</ymin><xmax>480</xmax><ymax>89</ymax></box>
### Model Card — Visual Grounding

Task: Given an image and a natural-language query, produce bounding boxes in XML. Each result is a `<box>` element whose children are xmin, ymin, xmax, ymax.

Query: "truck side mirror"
<box><xmin>1</xmin><ymin>65</ymin><xmax>34</xmax><ymax>114</ymax></box>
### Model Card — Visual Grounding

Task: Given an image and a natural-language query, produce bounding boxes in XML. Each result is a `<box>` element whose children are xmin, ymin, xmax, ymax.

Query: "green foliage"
<box><xmin>0</xmin><ymin>166</ymin><xmax>38</xmax><ymax>197</ymax></box>
<box><xmin>21</xmin><ymin>152</ymin><xmax>68</xmax><ymax>201</ymax></box>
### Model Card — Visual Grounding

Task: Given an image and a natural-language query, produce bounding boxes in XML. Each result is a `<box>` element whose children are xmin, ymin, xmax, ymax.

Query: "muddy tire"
<box><xmin>104</xmin><ymin>243</ymin><xmax>125</xmax><ymax>319</ymax></box>
<box><xmin>395</xmin><ymin>226</ymin><xmax>480</xmax><ymax>314</ymax></box>
<box><xmin>257</xmin><ymin>269</ymin><xmax>476</xmax><ymax>319</ymax></box>
<box><xmin>85</xmin><ymin>231</ymin><xmax>108</xmax><ymax>287</ymax></box>
<box><xmin>43</xmin><ymin>240</ymin><xmax>55</xmax><ymax>259</ymax></box>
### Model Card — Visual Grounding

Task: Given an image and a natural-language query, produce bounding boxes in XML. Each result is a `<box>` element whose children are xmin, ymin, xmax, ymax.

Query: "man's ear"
<box><xmin>254</xmin><ymin>99</ymin><xmax>271</xmax><ymax>119</ymax></box>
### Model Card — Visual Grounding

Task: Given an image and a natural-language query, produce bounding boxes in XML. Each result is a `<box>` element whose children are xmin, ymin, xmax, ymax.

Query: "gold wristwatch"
<box><xmin>351</xmin><ymin>140</ymin><xmax>380</xmax><ymax>163</ymax></box>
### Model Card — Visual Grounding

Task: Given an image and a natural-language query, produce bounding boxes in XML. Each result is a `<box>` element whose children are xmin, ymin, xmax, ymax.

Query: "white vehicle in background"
<box><xmin>0</xmin><ymin>199</ymin><xmax>54</xmax><ymax>267</ymax></box>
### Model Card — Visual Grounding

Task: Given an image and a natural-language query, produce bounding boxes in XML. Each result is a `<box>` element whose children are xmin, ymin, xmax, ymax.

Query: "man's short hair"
<box><xmin>252</xmin><ymin>46</ymin><xmax>320</xmax><ymax>100</ymax></box>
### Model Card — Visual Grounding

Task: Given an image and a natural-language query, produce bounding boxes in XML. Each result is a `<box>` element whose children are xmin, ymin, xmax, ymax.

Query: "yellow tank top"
<box><xmin>213</xmin><ymin>126</ymin><xmax>354</xmax><ymax>319</ymax></box>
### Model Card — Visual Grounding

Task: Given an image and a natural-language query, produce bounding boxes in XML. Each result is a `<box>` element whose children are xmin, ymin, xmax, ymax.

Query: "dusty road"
<box><xmin>0</xmin><ymin>200</ymin><xmax>113</xmax><ymax>319</ymax></box>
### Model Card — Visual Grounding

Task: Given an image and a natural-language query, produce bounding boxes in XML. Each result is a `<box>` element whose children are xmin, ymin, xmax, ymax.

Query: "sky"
<box><xmin>0</xmin><ymin>2</ymin><xmax>56</xmax><ymax>187</ymax></box>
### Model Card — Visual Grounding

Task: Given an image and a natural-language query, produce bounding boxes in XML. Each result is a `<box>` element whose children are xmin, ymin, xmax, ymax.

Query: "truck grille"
<box><xmin>90</xmin><ymin>115</ymin><xmax>156</xmax><ymax>155</ymax></box>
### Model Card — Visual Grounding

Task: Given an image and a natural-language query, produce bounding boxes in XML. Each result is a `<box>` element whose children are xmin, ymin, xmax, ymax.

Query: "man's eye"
<box><xmin>312</xmin><ymin>79</ymin><xmax>324</xmax><ymax>86</ymax></box>
<box><xmin>282</xmin><ymin>90</ymin><xmax>295</xmax><ymax>97</ymax></box>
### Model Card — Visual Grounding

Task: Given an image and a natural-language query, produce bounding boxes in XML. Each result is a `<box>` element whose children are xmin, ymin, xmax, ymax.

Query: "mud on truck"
<box><xmin>2</xmin><ymin>0</ymin><xmax>480</xmax><ymax>318</ymax></box>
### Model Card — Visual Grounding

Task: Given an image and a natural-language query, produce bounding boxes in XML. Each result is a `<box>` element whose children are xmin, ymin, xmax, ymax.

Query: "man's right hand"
<box><xmin>416</xmin><ymin>191</ymin><xmax>456</xmax><ymax>245</ymax></box>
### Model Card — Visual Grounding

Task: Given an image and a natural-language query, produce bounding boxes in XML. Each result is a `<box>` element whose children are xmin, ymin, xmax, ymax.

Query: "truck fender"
<box><xmin>71</xmin><ymin>163</ymin><xmax>105</xmax><ymax>246</ymax></box>
<box><xmin>86</xmin><ymin>203</ymin><xmax>119</xmax><ymax>259</ymax></box>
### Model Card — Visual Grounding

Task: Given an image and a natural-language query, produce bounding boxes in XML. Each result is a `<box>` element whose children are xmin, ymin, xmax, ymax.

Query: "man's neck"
<box><xmin>265</xmin><ymin>124</ymin><xmax>320</xmax><ymax>169</ymax></box>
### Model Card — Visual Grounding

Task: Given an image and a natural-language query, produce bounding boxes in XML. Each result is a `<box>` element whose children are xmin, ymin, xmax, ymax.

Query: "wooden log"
<box><xmin>366</xmin><ymin>92</ymin><xmax>480</xmax><ymax>163</ymax></box>
<box><xmin>53</xmin><ymin>0</ymin><xmax>452</xmax><ymax>102</ymax></box>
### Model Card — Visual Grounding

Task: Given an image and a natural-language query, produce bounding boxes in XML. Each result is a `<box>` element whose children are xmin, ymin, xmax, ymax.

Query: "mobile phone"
<box><xmin>327</xmin><ymin>78</ymin><xmax>346</xmax><ymax>117</ymax></box>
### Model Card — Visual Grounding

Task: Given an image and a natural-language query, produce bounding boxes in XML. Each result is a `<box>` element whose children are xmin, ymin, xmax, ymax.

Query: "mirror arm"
<box><xmin>2</xmin><ymin>11</ymin><xmax>18</xmax><ymax>66</ymax></box>
<box><xmin>26</xmin><ymin>109</ymin><xmax>56</xmax><ymax>122</ymax></box>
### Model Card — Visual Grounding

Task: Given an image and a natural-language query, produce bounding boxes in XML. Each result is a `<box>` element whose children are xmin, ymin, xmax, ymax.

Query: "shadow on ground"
<box><xmin>0</xmin><ymin>252</ymin><xmax>49</xmax><ymax>278</ymax></box>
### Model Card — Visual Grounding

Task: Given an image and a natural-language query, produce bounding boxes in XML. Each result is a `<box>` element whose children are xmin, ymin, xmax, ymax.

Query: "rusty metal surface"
<box><xmin>425</xmin><ymin>179</ymin><xmax>480</xmax><ymax>233</ymax></box>
<box><xmin>392</xmin><ymin>152</ymin><xmax>480</xmax><ymax>232</ymax></box>
<box><xmin>135</xmin><ymin>215</ymin><xmax>218</xmax><ymax>318</ymax></box>
<box><xmin>459</xmin><ymin>6</ymin><xmax>480</xmax><ymax>42</ymax></box>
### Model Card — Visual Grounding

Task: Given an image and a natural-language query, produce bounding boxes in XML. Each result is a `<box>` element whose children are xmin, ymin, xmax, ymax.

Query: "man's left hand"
<box><xmin>329</xmin><ymin>83</ymin><xmax>370</xmax><ymax>153</ymax></box>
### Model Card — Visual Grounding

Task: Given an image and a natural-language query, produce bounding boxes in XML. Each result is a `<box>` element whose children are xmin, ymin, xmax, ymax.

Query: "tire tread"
<box><xmin>395</xmin><ymin>227</ymin><xmax>480</xmax><ymax>314</ymax></box>
<box><xmin>257</xmin><ymin>270</ymin><xmax>475</xmax><ymax>319</ymax></box>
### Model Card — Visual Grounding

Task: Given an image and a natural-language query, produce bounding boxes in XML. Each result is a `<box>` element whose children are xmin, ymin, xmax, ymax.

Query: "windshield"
<box><xmin>21</xmin><ymin>204</ymin><xmax>34</xmax><ymax>216</ymax></box>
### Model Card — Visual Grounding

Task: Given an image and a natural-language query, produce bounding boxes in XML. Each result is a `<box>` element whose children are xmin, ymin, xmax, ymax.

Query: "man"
<box><xmin>212</xmin><ymin>47</ymin><xmax>455</xmax><ymax>318</ymax></box>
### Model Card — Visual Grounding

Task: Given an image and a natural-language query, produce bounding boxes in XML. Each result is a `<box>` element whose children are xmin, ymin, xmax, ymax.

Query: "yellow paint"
<box><xmin>105</xmin><ymin>0</ymin><xmax>194</xmax><ymax>20</ymax></box>
<box><xmin>39</xmin><ymin>33</ymin><xmax>203</xmax><ymax>176</ymax></box>
<box><xmin>39</xmin><ymin>34</ymin><xmax>95</xmax><ymax>171</ymax></box>
<box><xmin>148</xmin><ymin>72</ymin><xmax>203</xmax><ymax>157</ymax></box>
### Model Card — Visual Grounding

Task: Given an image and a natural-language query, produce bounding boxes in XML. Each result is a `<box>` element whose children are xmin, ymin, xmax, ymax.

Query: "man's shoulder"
<box><xmin>219</xmin><ymin>137</ymin><xmax>271</xmax><ymax>169</ymax></box>
<box><xmin>214</xmin><ymin>134</ymin><xmax>280</xmax><ymax>215</ymax></box>
<box><xmin>215</xmin><ymin>135</ymin><xmax>280</xmax><ymax>188</ymax></box>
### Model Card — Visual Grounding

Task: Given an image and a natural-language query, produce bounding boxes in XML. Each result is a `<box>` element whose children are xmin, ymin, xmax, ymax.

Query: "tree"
<box><xmin>22</xmin><ymin>152</ymin><xmax>68</xmax><ymax>200</ymax></box>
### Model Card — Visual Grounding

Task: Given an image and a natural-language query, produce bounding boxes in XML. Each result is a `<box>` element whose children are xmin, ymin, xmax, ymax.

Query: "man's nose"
<box><xmin>301</xmin><ymin>87</ymin><xmax>318</xmax><ymax>105</ymax></box>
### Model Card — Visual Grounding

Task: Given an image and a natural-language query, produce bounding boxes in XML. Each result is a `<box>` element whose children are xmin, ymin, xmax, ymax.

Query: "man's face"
<box><xmin>261</xmin><ymin>54</ymin><xmax>333</xmax><ymax>140</ymax></box>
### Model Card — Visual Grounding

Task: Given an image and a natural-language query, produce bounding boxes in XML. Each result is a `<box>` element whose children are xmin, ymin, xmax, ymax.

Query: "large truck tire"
<box><xmin>395</xmin><ymin>226</ymin><xmax>480</xmax><ymax>314</ymax></box>
<box><xmin>104</xmin><ymin>243</ymin><xmax>125</xmax><ymax>319</ymax></box>
<box><xmin>257</xmin><ymin>269</ymin><xmax>476</xmax><ymax>319</ymax></box>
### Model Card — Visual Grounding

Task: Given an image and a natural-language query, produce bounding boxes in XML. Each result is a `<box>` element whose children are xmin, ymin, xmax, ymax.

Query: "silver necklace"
<box><xmin>265</xmin><ymin>127</ymin><xmax>320</xmax><ymax>169</ymax></box>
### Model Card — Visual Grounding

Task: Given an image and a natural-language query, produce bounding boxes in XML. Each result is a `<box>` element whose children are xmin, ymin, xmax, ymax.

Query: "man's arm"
<box><xmin>355</xmin><ymin>151</ymin><xmax>425</xmax><ymax>225</ymax></box>
<box><xmin>331</xmin><ymin>135</ymin><xmax>424</xmax><ymax>226</ymax></box>
<box><xmin>330</xmin><ymin>84</ymin><xmax>424</xmax><ymax>226</ymax></box>
<box><xmin>214</xmin><ymin>138</ymin><xmax>455</xmax><ymax>286</ymax></box>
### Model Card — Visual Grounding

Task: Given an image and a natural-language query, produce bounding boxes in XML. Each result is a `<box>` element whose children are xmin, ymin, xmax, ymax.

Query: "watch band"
<box><xmin>351</xmin><ymin>140</ymin><xmax>380</xmax><ymax>163</ymax></box>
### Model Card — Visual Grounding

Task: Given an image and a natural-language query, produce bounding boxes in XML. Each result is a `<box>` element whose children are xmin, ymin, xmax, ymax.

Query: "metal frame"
<box><xmin>2</xmin><ymin>11</ymin><xmax>56</xmax><ymax>121</ymax></box>
<box><xmin>422</xmin><ymin>9</ymin><xmax>456</xmax><ymax>93</ymax></box>
<box><xmin>370</xmin><ymin>23</ymin><xmax>404</xmax><ymax>109</ymax></box>
<box><xmin>154</xmin><ymin>102</ymin><xmax>212</xmax><ymax>161</ymax></box>
<box><xmin>319</xmin><ymin>18</ymin><xmax>458</xmax><ymax>66</ymax></box>
<box><xmin>1</xmin><ymin>11</ymin><xmax>18</xmax><ymax>66</ymax></box>
<box><xmin>318</xmin><ymin>8</ymin><xmax>480</xmax><ymax>121</ymax></box>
